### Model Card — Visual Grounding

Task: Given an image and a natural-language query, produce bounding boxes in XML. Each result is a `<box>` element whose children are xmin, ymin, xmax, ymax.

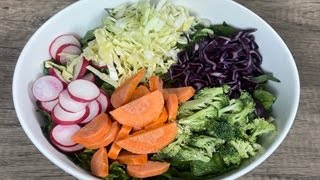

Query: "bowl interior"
<box><xmin>13</xmin><ymin>0</ymin><xmax>300</xmax><ymax>179</ymax></box>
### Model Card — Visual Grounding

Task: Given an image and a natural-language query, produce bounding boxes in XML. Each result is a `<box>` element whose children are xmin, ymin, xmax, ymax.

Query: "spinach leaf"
<box><xmin>251</xmin><ymin>73</ymin><xmax>281</xmax><ymax>83</ymax></box>
<box><xmin>68</xmin><ymin>149</ymin><xmax>96</xmax><ymax>171</ymax></box>
<box><xmin>209</xmin><ymin>22</ymin><xmax>238</xmax><ymax>37</ymax></box>
<box><xmin>80</xmin><ymin>29</ymin><xmax>97</xmax><ymax>48</ymax></box>
<box><xmin>101</xmin><ymin>83</ymin><xmax>116</xmax><ymax>97</ymax></box>
<box><xmin>105</xmin><ymin>162</ymin><xmax>131</xmax><ymax>180</ymax></box>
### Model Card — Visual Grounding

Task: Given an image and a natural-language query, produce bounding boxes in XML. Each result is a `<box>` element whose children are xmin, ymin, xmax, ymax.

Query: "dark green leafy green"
<box><xmin>190</xmin><ymin>155</ymin><xmax>226</xmax><ymax>176</ymax></box>
<box><xmin>101</xmin><ymin>83</ymin><xmax>116</xmax><ymax>97</ymax></box>
<box><xmin>80</xmin><ymin>29</ymin><xmax>96</xmax><ymax>48</ymax></box>
<box><xmin>36</xmin><ymin>101</ymin><xmax>54</xmax><ymax>137</ymax></box>
<box><xmin>68</xmin><ymin>149</ymin><xmax>96</xmax><ymax>171</ymax></box>
<box><xmin>251</xmin><ymin>73</ymin><xmax>281</xmax><ymax>84</ymax></box>
<box><xmin>105</xmin><ymin>162</ymin><xmax>131</xmax><ymax>180</ymax></box>
<box><xmin>254</xmin><ymin>89</ymin><xmax>277</xmax><ymax>111</ymax></box>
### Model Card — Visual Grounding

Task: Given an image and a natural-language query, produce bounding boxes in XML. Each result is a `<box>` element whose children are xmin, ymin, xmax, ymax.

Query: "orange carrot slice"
<box><xmin>130</xmin><ymin>85</ymin><xmax>150</xmax><ymax>101</ymax></box>
<box><xmin>149</xmin><ymin>76</ymin><xmax>163</xmax><ymax>92</ymax></box>
<box><xmin>72</xmin><ymin>113</ymin><xmax>112</xmax><ymax>145</ymax></box>
<box><xmin>144</xmin><ymin>107</ymin><xmax>168</xmax><ymax>129</ymax></box>
<box><xmin>163</xmin><ymin>86</ymin><xmax>195</xmax><ymax>103</ymax></box>
<box><xmin>116</xmin><ymin>123</ymin><xmax>178</xmax><ymax>154</ymax></box>
<box><xmin>111</xmin><ymin>69</ymin><xmax>146</xmax><ymax>108</ymax></box>
<box><xmin>110</xmin><ymin>90</ymin><xmax>164</xmax><ymax>127</ymax></box>
<box><xmin>166</xmin><ymin>94</ymin><xmax>179</xmax><ymax>121</ymax></box>
<box><xmin>116</xmin><ymin>151</ymin><xmax>147</xmax><ymax>165</ymax></box>
<box><xmin>91</xmin><ymin>148</ymin><xmax>109</xmax><ymax>178</ymax></box>
<box><xmin>85</xmin><ymin>122</ymin><xmax>120</xmax><ymax>149</ymax></box>
<box><xmin>127</xmin><ymin>161</ymin><xmax>170</xmax><ymax>178</ymax></box>
<box><xmin>108</xmin><ymin>125</ymin><xmax>133</xmax><ymax>160</ymax></box>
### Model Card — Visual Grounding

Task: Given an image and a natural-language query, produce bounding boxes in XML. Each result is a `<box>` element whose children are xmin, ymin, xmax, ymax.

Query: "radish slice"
<box><xmin>56</xmin><ymin>44</ymin><xmax>81</xmax><ymax>64</ymax></box>
<box><xmin>50</xmin><ymin>124</ymin><xmax>80</xmax><ymax>147</ymax></box>
<box><xmin>91</xmin><ymin>61</ymin><xmax>108</xmax><ymax>69</ymax></box>
<box><xmin>40</xmin><ymin>99</ymin><xmax>58</xmax><ymax>113</ymax></box>
<box><xmin>52</xmin><ymin>104</ymin><xmax>89</xmax><ymax>125</ymax></box>
<box><xmin>59</xmin><ymin>89</ymin><xmax>88</xmax><ymax>113</ymax></box>
<box><xmin>49</xmin><ymin>68</ymin><xmax>68</xmax><ymax>87</ymax></box>
<box><xmin>49</xmin><ymin>34</ymin><xmax>80</xmax><ymax>60</ymax></box>
<box><xmin>67</xmin><ymin>79</ymin><xmax>100</xmax><ymax>102</ymax></box>
<box><xmin>96</xmin><ymin>91</ymin><xmax>109</xmax><ymax>113</ymax></box>
<box><xmin>72</xmin><ymin>58</ymin><xmax>90</xmax><ymax>80</ymax></box>
<box><xmin>32</xmin><ymin>76</ymin><xmax>64</xmax><ymax>101</ymax></box>
<box><xmin>53</xmin><ymin>142</ymin><xmax>84</xmax><ymax>153</ymax></box>
<box><xmin>81</xmin><ymin>100</ymin><xmax>102</xmax><ymax>124</ymax></box>
<box><xmin>82</xmin><ymin>73</ymin><xmax>95</xmax><ymax>82</ymax></box>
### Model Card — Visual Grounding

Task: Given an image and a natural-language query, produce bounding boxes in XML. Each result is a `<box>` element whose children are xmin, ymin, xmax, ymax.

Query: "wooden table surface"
<box><xmin>1</xmin><ymin>0</ymin><xmax>319</xmax><ymax>179</ymax></box>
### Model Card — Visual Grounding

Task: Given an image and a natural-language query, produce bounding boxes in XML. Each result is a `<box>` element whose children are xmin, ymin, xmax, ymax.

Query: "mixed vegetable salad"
<box><xmin>32</xmin><ymin>0</ymin><xmax>280</xmax><ymax>179</ymax></box>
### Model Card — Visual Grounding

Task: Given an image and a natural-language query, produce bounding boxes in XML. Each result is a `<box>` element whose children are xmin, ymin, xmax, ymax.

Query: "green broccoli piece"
<box><xmin>254</xmin><ymin>89</ymin><xmax>277</xmax><ymax>111</ymax></box>
<box><xmin>190</xmin><ymin>155</ymin><xmax>227</xmax><ymax>176</ymax></box>
<box><xmin>206</xmin><ymin>120</ymin><xmax>236</xmax><ymax>141</ymax></box>
<box><xmin>179</xmin><ymin>106</ymin><xmax>218</xmax><ymax>132</ymax></box>
<box><xmin>224</xmin><ymin>101</ymin><xmax>255</xmax><ymax>125</ymax></box>
<box><xmin>218</xmin><ymin>145</ymin><xmax>243</xmax><ymax>165</ymax></box>
<box><xmin>229</xmin><ymin>140</ymin><xmax>257</xmax><ymax>159</ymax></box>
<box><xmin>245</xmin><ymin>118</ymin><xmax>276</xmax><ymax>142</ymax></box>
<box><xmin>189</xmin><ymin>135</ymin><xmax>225</xmax><ymax>157</ymax></box>
<box><xmin>194</xmin><ymin>85</ymin><xmax>230</xmax><ymax>100</ymax></box>
<box><xmin>218</xmin><ymin>99</ymin><xmax>243</xmax><ymax>115</ymax></box>
<box><xmin>178</xmin><ymin>98</ymin><xmax>214</xmax><ymax>118</ymax></box>
<box><xmin>178</xmin><ymin>146</ymin><xmax>211</xmax><ymax>163</ymax></box>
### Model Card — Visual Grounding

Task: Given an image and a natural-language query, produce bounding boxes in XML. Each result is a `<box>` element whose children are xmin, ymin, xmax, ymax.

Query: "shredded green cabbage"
<box><xmin>83</xmin><ymin>0</ymin><xmax>195</xmax><ymax>85</ymax></box>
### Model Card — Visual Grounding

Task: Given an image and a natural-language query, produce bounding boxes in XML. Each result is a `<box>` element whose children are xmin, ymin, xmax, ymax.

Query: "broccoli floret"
<box><xmin>254</xmin><ymin>89</ymin><xmax>277</xmax><ymax>111</ymax></box>
<box><xmin>245</xmin><ymin>118</ymin><xmax>276</xmax><ymax>142</ymax></box>
<box><xmin>194</xmin><ymin>85</ymin><xmax>230</xmax><ymax>99</ymax></box>
<box><xmin>225</xmin><ymin>101</ymin><xmax>255</xmax><ymax>125</ymax></box>
<box><xmin>189</xmin><ymin>135</ymin><xmax>225</xmax><ymax>157</ymax></box>
<box><xmin>179</xmin><ymin>106</ymin><xmax>218</xmax><ymax>132</ymax></box>
<box><xmin>190</xmin><ymin>155</ymin><xmax>227</xmax><ymax>176</ymax></box>
<box><xmin>229</xmin><ymin>140</ymin><xmax>257</xmax><ymax>158</ymax></box>
<box><xmin>178</xmin><ymin>98</ymin><xmax>214</xmax><ymax>118</ymax></box>
<box><xmin>206</xmin><ymin>120</ymin><xmax>236</xmax><ymax>141</ymax></box>
<box><xmin>218</xmin><ymin>99</ymin><xmax>243</xmax><ymax>115</ymax></box>
<box><xmin>218</xmin><ymin>144</ymin><xmax>242</xmax><ymax>165</ymax></box>
<box><xmin>178</xmin><ymin>146</ymin><xmax>211</xmax><ymax>163</ymax></box>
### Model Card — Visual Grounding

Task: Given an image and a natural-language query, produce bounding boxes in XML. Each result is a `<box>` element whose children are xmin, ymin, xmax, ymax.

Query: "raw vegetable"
<box><xmin>166</xmin><ymin>94</ymin><xmax>179</xmax><ymax>121</ymax></box>
<box><xmin>40</xmin><ymin>99</ymin><xmax>58</xmax><ymax>113</ymax></box>
<box><xmin>49</xmin><ymin>68</ymin><xmax>68</xmax><ymax>86</ymax></box>
<box><xmin>149</xmin><ymin>76</ymin><xmax>163</xmax><ymax>92</ymax></box>
<box><xmin>116</xmin><ymin>123</ymin><xmax>178</xmax><ymax>154</ymax></box>
<box><xmin>144</xmin><ymin>107</ymin><xmax>168</xmax><ymax>129</ymax></box>
<box><xmin>55</xmin><ymin>44</ymin><xmax>82</xmax><ymax>64</ymax></box>
<box><xmin>116</xmin><ymin>151</ymin><xmax>148</xmax><ymax>165</ymax></box>
<box><xmin>85</xmin><ymin>122</ymin><xmax>120</xmax><ymax>149</ymax></box>
<box><xmin>110</xmin><ymin>90</ymin><xmax>164</xmax><ymax>127</ymax></box>
<box><xmin>253</xmin><ymin>89</ymin><xmax>277</xmax><ymax>112</ymax></box>
<box><xmin>163</xmin><ymin>87</ymin><xmax>195</xmax><ymax>103</ymax></box>
<box><xmin>51</xmin><ymin>104</ymin><xmax>89</xmax><ymax>125</ymax></box>
<box><xmin>81</xmin><ymin>100</ymin><xmax>102</xmax><ymax>124</ymax></box>
<box><xmin>91</xmin><ymin>148</ymin><xmax>109</xmax><ymax>178</ymax></box>
<box><xmin>169</xmin><ymin>28</ymin><xmax>279</xmax><ymax>97</ymax></box>
<box><xmin>67</xmin><ymin>79</ymin><xmax>100</xmax><ymax>102</ymax></box>
<box><xmin>154</xmin><ymin>87</ymin><xmax>276</xmax><ymax>177</ymax></box>
<box><xmin>59</xmin><ymin>89</ymin><xmax>88</xmax><ymax>113</ymax></box>
<box><xmin>32</xmin><ymin>76</ymin><xmax>64</xmax><ymax>101</ymax></box>
<box><xmin>72</xmin><ymin>113</ymin><xmax>113</xmax><ymax>145</ymax></box>
<box><xmin>130</xmin><ymin>85</ymin><xmax>150</xmax><ymax>101</ymax></box>
<box><xmin>127</xmin><ymin>161</ymin><xmax>170</xmax><ymax>178</ymax></box>
<box><xmin>49</xmin><ymin>34</ymin><xmax>81</xmax><ymax>62</ymax></box>
<box><xmin>110</xmin><ymin>69</ymin><xmax>146</xmax><ymax>108</ymax></box>
<box><xmin>82</xmin><ymin>73</ymin><xmax>95</xmax><ymax>82</ymax></box>
<box><xmin>96</xmin><ymin>91</ymin><xmax>109</xmax><ymax>113</ymax></box>
<box><xmin>82</xmin><ymin>0</ymin><xmax>195</xmax><ymax>83</ymax></box>
<box><xmin>72</xmin><ymin>58</ymin><xmax>90</xmax><ymax>80</ymax></box>
<box><xmin>105</xmin><ymin>162</ymin><xmax>131</xmax><ymax>180</ymax></box>
<box><xmin>108</xmin><ymin>125</ymin><xmax>133</xmax><ymax>160</ymax></box>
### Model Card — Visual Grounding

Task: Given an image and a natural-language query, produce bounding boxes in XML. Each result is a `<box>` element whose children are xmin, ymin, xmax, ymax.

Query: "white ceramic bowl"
<box><xmin>13</xmin><ymin>0</ymin><xmax>300</xmax><ymax>179</ymax></box>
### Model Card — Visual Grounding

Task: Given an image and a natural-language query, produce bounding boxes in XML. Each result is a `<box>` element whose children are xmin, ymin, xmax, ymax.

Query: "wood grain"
<box><xmin>0</xmin><ymin>0</ymin><xmax>319</xmax><ymax>179</ymax></box>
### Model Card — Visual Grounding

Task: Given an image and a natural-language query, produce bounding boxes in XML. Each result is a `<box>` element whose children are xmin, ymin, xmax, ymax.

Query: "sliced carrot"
<box><xmin>111</xmin><ymin>69</ymin><xmax>146</xmax><ymax>108</ymax></box>
<box><xmin>91</xmin><ymin>148</ymin><xmax>109</xmax><ymax>178</ymax></box>
<box><xmin>72</xmin><ymin>113</ymin><xmax>112</xmax><ymax>145</ymax></box>
<box><xmin>149</xmin><ymin>76</ymin><xmax>163</xmax><ymax>92</ymax></box>
<box><xmin>127</xmin><ymin>161</ymin><xmax>170</xmax><ymax>178</ymax></box>
<box><xmin>163</xmin><ymin>86</ymin><xmax>196</xmax><ymax>103</ymax></box>
<box><xmin>116</xmin><ymin>151</ymin><xmax>148</xmax><ymax>165</ymax></box>
<box><xmin>132</xmin><ymin>126</ymin><xmax>143</xmax><ymax>133</ymax></box>
<box><xmin>130</xmin><ymin>85</ymin><xmax>150</xmax><ymax>101</ymax></box>
<box><xmin>110</xmin><ymin>90</ymin><xmax>164</xmax><ymax>127</ymax></box>
<box><xmin>85</xmin><ymin>122</ymin><xmax>120</xmax><ymax>149</ymax></box>
<box><xmin>144</xmin><ymin>107</ymin><xmax>168</xmax><ymax>129</ymax></box>
<box><xmin>108</xmin><ymin>125</ymin><xmax>133</xmax><ymax>160</ymax></box>
<box><xmin>166</xmin><ymin>94</ymin><xmax>179</xmax><ymax>121</ymax></box>
<box><xmin>116</xmin><ymin>123</ymin><xmax>178</xmax><ymax>154</ymax></box>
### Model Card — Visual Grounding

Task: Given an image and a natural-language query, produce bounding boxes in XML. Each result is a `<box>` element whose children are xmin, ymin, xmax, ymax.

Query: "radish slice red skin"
<box><xmin>82</xmin><ymin>73</ymin><xmax>95</xmax><ymax>82</ymax></box>
<box><xmin>96</xmin><ymin>91</ymin><xmax>110</xmax><ymax>113</ymax></box>
<box><xmin>55</xmin><ymin>44</ymin><xmax>81</xmax><ymax>65</ymax></box>
<box><xmin>50</xmin><ymin>124</ymin><xmax>80</xmax><ymax>147</ymax></box>
<box><xmin>58</xmin><ymin>89</ymin><xmax>88</xmax><ymax>113</ymax></box>
<box><xmin>49</xmin><ymin>68</ymin><xmax>68</xmax><ymax>88</ymax></box>
<box><xmin>72</xmin><ymin>58</ymin><xmax>90</xmax><ymax>80</ymax></box>
<box><xmin>32</xmin><ymin>76</ymin><xmax>64</xmax><ymax>102</ymax></box>
<box><xmin>67</xmin><ymin>79</ymin><xmax>100</xmax><ymax>103</ymax></box>
<box><xmin>49</xmin><ymin>34</ymin><xmax>80</xmax><ymax>60</ymax></box>
<box><xmin>40</xmin><ymin>99</ymin><xmax>59</xmax><ymax>113</ymax></box>
<box><xmin>52</xmin><ymin>104</ymin><xmax>89</xmax><ymax>125</ymax></box>
<box><xmin>81</xmin><ymin>100</ymin><xmax>102</xmax><ymax>124</ymax></box>
<box><xmin>52</xmin><ymin>141</ymin><xmax>84</xmax><ymax>153</ymax></box>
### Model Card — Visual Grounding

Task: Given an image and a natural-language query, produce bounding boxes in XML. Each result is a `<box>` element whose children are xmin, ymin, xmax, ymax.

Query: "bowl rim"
<box><xmin>13</xmin><ymin>0</ymin><xmax>300</xmax><ymax>179</ymax></box>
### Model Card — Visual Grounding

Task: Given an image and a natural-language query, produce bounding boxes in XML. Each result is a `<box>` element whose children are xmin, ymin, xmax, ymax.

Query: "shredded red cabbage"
<box><xmin>169</xmin><ymin>29</ymin><xmax>264</xmax><ymax>98</ymax></box>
